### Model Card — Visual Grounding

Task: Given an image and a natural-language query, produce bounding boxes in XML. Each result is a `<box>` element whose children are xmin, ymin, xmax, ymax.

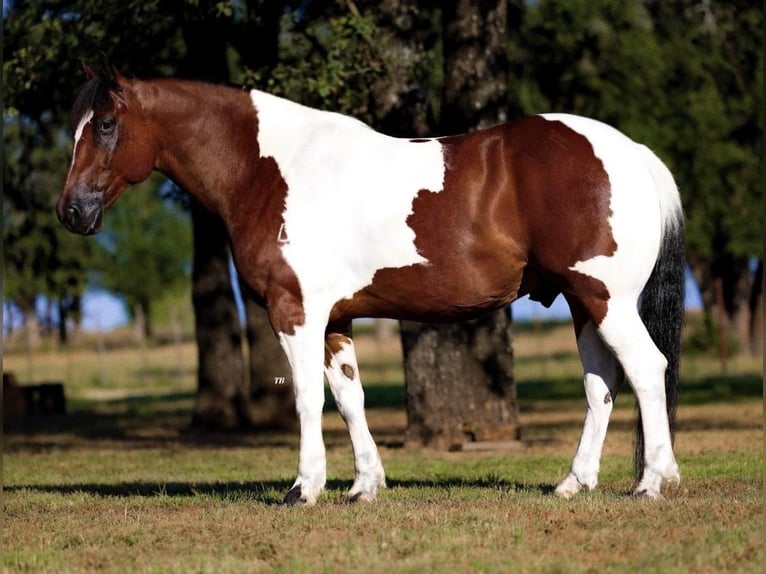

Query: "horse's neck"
<box><xmin>145</xmin><ymin>79</ymin><xmax>386</xmax><ymax>222</ymax></box>
<box><xmin>147</xmin><ymin>80</ymin><xmax>263</xmax><ymax>211</ymax></box>
<box><xmin>147</xmin><ymin>81</ymin><xmax>361</xmax><ymax>207</ymax></box>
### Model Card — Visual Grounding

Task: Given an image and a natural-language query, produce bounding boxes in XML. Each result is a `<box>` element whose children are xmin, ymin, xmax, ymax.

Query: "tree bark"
<box><xmin>440</xmin><ymin>0</ymin><xmax>509</xmax><ymax>132</ymax></box>
<box><xmin>748</xmin><ymin>260</ymin><xmax>763</xmax><ymax>355</ymax></box>
<box><xmin>241</xmin><ymin>285</ymin><xmax>295</xmax><ymax>430</ymax></box>
<box><xmin>189</xmin><ymin>201</ymin><xmax>250</xmax><ymax>430</ymax></box>
<box><xmin>402</xmin><ymin>310</ymin><xmax>517</xmax><ymax>448</ymax></box>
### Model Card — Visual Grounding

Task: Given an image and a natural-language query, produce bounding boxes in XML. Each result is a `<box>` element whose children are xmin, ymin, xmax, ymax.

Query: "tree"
<box><xmin>3</xmin><ymin>106</ymin><xmax>95</xmax><ymax>346</ymax></box>
<box><xmin>3</xmin><ymin>0</ymin><xmax>196</xmax><ymax>346</ymax></box>
<box><xmin>177</xmin><ymin>1</ymin><xmax>294</xmax><ymax>430</ymax></box>
<box><xmin>648</xmin><ymin>0</ymin><xmax>762</xmax><ymax>353</ymax></box>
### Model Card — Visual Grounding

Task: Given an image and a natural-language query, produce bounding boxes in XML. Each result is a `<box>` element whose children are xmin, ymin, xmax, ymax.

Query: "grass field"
<box><xmin>3</xmin><ymin>321</ymin><xmax>763</xmax><ymax>573</ymax></box>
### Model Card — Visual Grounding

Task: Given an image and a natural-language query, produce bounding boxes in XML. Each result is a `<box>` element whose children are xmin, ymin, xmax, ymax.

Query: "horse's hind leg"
<box><xmin>593</xmin><ymin>297</ymin><xmax>680</xmax><ymax>498</ymax></box>
<box><xmin>556</xmin><ymin>299</ymin><xmax>625</xmax><ymax>499</ymax></box>
<box><xmin>325</xmin><ymin>332</ymin><xmax>386</xmax><ymax>502</ymax></box>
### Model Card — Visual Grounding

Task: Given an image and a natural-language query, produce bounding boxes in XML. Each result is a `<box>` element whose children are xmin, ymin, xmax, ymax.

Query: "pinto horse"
<box><xmin>58</xmin><ymin>66</ymin><xmax>685</xmax><ymax>505</ymax></box>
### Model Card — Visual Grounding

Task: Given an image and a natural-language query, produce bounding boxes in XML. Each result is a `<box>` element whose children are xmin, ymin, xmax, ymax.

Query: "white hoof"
<box><xmin>555</xmin><ymin>474</ymin><xmax>587</xmax><ymax>499</ymax></box>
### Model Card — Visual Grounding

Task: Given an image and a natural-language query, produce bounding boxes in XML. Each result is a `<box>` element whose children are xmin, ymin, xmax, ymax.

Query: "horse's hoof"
<box><xmin>283</xmin><ymin>485</ymin><xmax>304</xmax><ymax>505</ymax></box>
<box><xmin>632</xmin><ymin>487</ymin><xmax>664</xmax><ymax>500</ymax></box>
<box><xmin>554</xmin><ymin>474</ymin><xmax>584</xmax><ymax>500</ymax></box>
<box><xmin>554</xmin><ymin>486</ymin><xmax>576</xmax><ymax>500</ymax></box>
<box><xmin>346</xmin><ymin>491</ymin><xmax>375</xmax><ymax>504</ymax></box>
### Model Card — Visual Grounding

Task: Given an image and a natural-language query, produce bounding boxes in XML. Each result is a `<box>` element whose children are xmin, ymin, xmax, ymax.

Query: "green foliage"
<box><xmin>2</xmin><ymin>113</ymin><xmax>96</xmax><ymax>318</ymax></box>
<box><xmin>652</xmin><ymin>1</ymin><xmax>763</xmax><ymax>263</ymax></box>
<box><xmin>513</xmin><ymin>0</ymin><xmax>762</xmax><ymax>317</ymax></box>
<box><xmin>243</xmin><ymin>10</ymin><xmax>391</xmax><ymax>122</ymax></box>
<box><xmin>2</xmin><ymin>0</ymin><xmax>193</xmax><ymax>335</ymax></box>
<box><xmin>513</xmin><ymin>0</ymin><xmax>667</xmax><ymax>140</ymax></box>
<box><xmin>91</xmin><ymin>176</ymin><xmax>192</xmax><ymax>320</ymax></box>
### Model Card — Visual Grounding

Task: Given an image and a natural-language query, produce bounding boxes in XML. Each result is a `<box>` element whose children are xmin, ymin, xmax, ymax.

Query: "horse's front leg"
<box><xmin>325</xmin><ymin>331</ymin><xmax>386</xmax><ymax>502</ymax></box>
<box><xmin>275</xmin><ymin>319</ymin><xmax>328</xmax><ymax>506</ymax></box>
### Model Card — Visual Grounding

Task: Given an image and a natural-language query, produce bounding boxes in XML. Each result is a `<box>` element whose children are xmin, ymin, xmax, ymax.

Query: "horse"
<box><xmin>58</xmin><ymin>65</ymin><xmax>685</xmax><ymax>506</ymax></box>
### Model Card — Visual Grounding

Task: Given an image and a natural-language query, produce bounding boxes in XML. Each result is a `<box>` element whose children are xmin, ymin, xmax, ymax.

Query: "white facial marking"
<box><xmin>72</xmin><ymin>110</ymin><xmax>94</xmax><ymax>159</ymax></box>
<box><xmin>251</xmin><ymin>91</ymin><xmax>445</xmax><ymax>308</ymax></box>
<box><xmin>67</xmin><ymin>109</ymin><xmax>94</xmax><ymax>177</ymax></box>
<box><xmin>541</xmin><ymin>114</ymin><xmax>680</xmax><ymax>296</ymax></box>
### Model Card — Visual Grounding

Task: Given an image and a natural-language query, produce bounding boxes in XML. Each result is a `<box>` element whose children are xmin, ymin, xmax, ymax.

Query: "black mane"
<box><xmin>69</xmin><ymin>76</ymin><xmax>119</xmax><ymax>132</ymax></box>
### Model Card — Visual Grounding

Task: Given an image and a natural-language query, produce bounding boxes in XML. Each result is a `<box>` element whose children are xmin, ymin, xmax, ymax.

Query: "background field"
<box><xmin>3</xmin><ymin>320</ymin><xmax>763</xmax><ymax>573</ymax></box>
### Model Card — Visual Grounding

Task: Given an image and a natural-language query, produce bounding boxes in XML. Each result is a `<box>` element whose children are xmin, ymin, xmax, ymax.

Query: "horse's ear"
<box><xmin>81</xmin><ymin>60</ymin><xmax>98</xmax><ymax>80</ymax></box>
<box><xmin>95</xmin><ymin>52</ymin><xmax>126</xmax><ymax>86</ymax></box>
<box><xmin>111</xmin><ymin>66</ymin><xmax>127</xmax><ymax>83</ymax></box>
<box><xmin>98</xmin><ymin>52</ymin><xmax>115</xmax><ymax>81</ymax></box>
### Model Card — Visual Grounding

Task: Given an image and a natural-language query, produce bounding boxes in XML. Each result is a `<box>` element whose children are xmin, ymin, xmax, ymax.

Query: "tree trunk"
<box><xmin>440</xmin><ymin>0</ymin><xmax>509</xmax><ymax>133</ymax></box>
<box><xmin>692</xmin><ymin>247</ymin><xmax>755</xmax><ymax>356</ymax></box>
<box><xmin>57</xmin><ymin>299</ymin><xmax>68</xmax><ymax>345</ymax></box>
<box><xmin>189</xmin><ymin>201</ymin><xmax>250</xmax><ymax>430</ymax></box>
<box><xmin>132</xmin><ymin>302</ymin><xmax>147</xmax><ymax>345</ymax></box>
<box><xmin>402</xmin><ymin>310</ymin><xmax>517</xmax><ymax>448</ymax></box>
<box><xmin>748</xmin><ymin>260</ymin><xmax>763</xmax><ymax>355</ymax></box>
<box><xmin>241</xmin><ymin>285</ymin><xmax>295</xmax><ymax>430</ymax></box>
<box><xmin>397</xmin><ymin>0</ymin><xmax>519</xmax><ymax>448</ymax></box>
<box><xmin>178</xmin><ymin>12</ymin><xmax>249</xmax><ymax>430</ymax></box>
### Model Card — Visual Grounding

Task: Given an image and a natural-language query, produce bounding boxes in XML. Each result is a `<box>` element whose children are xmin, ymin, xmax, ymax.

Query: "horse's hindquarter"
<box><xmin>502</xmin><ymin>116</ymin><xmax>663</xmax><ymax>307</ymax></box>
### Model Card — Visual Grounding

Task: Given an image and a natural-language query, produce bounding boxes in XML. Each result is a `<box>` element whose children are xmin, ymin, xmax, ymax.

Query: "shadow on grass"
<box><xmin>4</xmin><ymin>373</ymin><xmax>760</xmax><ymax>450</ymax></box>
<box><xmin>4</xmin><ymin>477</ymin><xmax>555</xmax><ymax>504</ymax></box>
<box><xmin>679</xmin><ymin>374</ymin><xmax>763</xmax><ymax>404</ymax></box>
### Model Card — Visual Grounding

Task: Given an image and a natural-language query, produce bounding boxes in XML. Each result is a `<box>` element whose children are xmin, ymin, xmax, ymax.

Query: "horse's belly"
<box><xmin>328</xmin><ymin>251</ymin><xmax>526</xmax><ymax>326</ymax></box>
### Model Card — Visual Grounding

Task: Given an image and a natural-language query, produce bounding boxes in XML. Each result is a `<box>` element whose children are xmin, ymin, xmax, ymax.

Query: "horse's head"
<box><xmin>57</xmin><ymin>64</ymin><xmax>157</xmax><ymax>235</ymax></box>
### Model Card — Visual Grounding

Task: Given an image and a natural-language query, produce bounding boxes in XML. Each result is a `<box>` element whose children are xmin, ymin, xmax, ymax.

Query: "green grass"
<box><xmin>3</xmin><ymin>326</ymin><xmax>763</xmax><ymax>573</ymax></box>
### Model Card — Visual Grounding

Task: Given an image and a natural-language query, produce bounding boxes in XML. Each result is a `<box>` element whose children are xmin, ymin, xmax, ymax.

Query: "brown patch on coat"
<box><xmin>324</xmin><ymin>333</ymin><xmax>352</xmax><ymax>368</ymax></box>
<box><xmin>329</xmin><ymin>116</ymin><xmax>615</xmax><ymax>327</ymax></box>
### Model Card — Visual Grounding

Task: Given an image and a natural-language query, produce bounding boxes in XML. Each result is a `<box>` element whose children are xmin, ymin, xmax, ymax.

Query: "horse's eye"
<box><xmin>97</xmin><ymin>117</ymin><xmax>116</xmax><ymax>136</ymax></box>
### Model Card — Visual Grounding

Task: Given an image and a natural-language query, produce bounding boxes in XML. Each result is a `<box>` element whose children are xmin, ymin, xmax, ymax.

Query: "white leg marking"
<box><xmin>556</xmin><ymin>321</ymin><xmax>623</xmax><ymax>499</ymax></box>
<box><xmin>325</xmin><ymin>339</ymin><xmax>386</xmax><ymax>502</ymax></box>
<box><xmin>596</xmin><ymin>299</ymin><xmax>680</xmax><ymax>499</ymax></box>
<box><xmin>278</xmin><ymin>324</ymin><xmax>328</xmax><ymax>506</ymax></box>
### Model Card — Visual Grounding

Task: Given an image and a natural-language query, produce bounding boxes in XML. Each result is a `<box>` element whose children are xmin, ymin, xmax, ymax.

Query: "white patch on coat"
<box><xmin>251</xmin><ymin>91</ymin><xmax>445</xmax><ymax>311</ymax></box>
<box><xmin>541</xmin><ymin>114</ymin><xmax>680</xmax><ymax>297</ymax></box>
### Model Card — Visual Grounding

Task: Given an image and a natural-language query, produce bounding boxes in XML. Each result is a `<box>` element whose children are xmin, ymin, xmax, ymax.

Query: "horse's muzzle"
<box><xmin>57</xmin><ymin>192</ymin><xmax>104</xmax><ymax>235</ymax></box>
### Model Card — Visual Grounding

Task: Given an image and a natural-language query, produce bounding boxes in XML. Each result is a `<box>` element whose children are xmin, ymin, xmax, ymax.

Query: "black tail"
<box><xmin>635</xmin><ymin>219</ymin><xmax>686</xmax><ymax>480</ymax></box>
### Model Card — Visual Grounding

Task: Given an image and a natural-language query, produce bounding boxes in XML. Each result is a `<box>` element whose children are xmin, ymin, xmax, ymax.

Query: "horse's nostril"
<box><xmin>65</xmin><ymin>205</ymin><xmax>80</xmax><ymax>225</ymax></box>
